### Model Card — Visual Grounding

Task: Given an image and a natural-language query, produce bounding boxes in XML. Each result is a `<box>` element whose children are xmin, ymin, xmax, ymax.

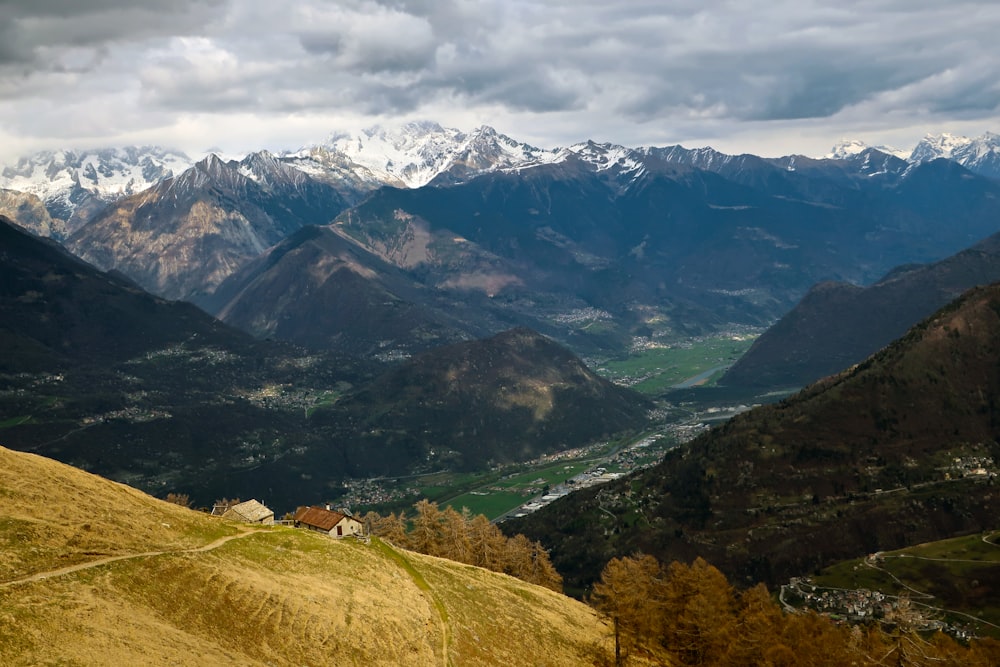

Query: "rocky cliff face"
<box><xmin>0</xmin><ymin>188</ymin><xmax>65</xmax><ymax>239</ymax></box>
<box><xmin>67</xmin><ymin>153</ymin><xmax>351</xmax><ymax>301</ymax></box>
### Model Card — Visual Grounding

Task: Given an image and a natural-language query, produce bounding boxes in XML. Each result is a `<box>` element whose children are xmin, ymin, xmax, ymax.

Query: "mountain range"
<box><xmin>64</xmin><ymin>152</ymin><xmax>354</xmax><ymax>301</ymax></box>
<box><xmin>6</xmin><ymin>126</ymin><xmax>1000</xmax><ymax>217</ymax></box>
<box><xmin>4</xmin><ymin>124</ymin><xmax>1000</xmax><ymax>355</ymax></box>
<box><xmin>206</xmin><ymin>145</ymin><xmax>1000</xmax><ymax>361</ymax></box>
<box><xmin>826</xmin><ymin>131</ymin><xmax>1000</xmax><ymax>178</ymax></box>
<box><xmin>0</xmin><ymin>146</ymin><xmax>192</xmax><ymax>232</ymax></box>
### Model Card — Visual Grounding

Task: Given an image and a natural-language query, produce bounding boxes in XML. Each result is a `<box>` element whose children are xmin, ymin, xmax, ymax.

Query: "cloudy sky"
<box><xmin>1</xmin><ymin>0</ymin><xmax>999</xmax><ymax>162</ymax></box>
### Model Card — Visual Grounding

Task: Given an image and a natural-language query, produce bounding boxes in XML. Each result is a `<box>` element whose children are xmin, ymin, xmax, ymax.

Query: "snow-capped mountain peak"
<box><xmin>826</xmin><ymin>139</ymin><xmax>909</xmax><ymax>160</ymax></box>
<box><xmin>0</xmin><ymin>146</ymin><xmax>192</xmax><ymax>220</ymax></box>
<box><xmin>319</xmin><ymin>121</ymin><xmax>466</xmax><ymax>187</ymax></box>
<box><xmin>557</xmin><ymin>140</ymin><xmax>645</xmax><ymax>177</ymax></box>
<box><xmin>909</xmin><ymin>133</ymin><xmax>973</xmax><ymax>162</ymax></box>
<box><xmin>237</xmin><ymin>149</ymin><xmax>310</xmax><ymax>188</ymax></box>
<box><xmin>910</xmin><ymin>132</ymin><xmax>1000</xmax><ymax>179</ymax></box>
<box><xmin>296</xmin><ymin>121</ymin><xmax>559</xmax><ymax>188</ymax></box>
<box><xmin>827</xmin><ymin>139</ymin><xmax>872</xmax><ymax>159</ymax></box>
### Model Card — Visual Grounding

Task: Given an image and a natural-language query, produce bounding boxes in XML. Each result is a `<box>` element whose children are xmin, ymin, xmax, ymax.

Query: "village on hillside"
<box><xmin>780</xmin><ymin>575</ymin><xmax>976</xmax><ymax>641</ymax></box>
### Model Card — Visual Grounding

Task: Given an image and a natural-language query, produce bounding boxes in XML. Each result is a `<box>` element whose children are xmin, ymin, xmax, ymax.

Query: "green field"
<box><xmin>440</xmin><ymin>459</ymin><xmax>597</xmax><ymax>518</ymax></box>
<box><xmin>0</xmin><ymin>415</ymin><xmax>34</xmax><ymax>429</ymax></box>
<box><xmin>813</xmin><ymin>531</ymin><xmax>1000</xmax><ymax>636</ymax></box>
<box><xmin>304</xmin><ymin>389</ymin><xmax>344</xmax><ymax>417</ymax></box>
<box><xmin>0</xmin><ymin>396</ymin><xmax>61</xmax><ymax>430</ymax></box>
<box><xmin>355</xmin><ymin>432</ymin><xmax>664</xmax><ymax>520</ymax></box>
<box><xmin>596</xmin><ymin>335</ymin><xmax>756</xmax><ymax>394</ymax></box>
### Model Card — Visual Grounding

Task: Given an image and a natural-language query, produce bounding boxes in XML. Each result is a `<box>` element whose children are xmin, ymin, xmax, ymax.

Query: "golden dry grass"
<box><xmin>0</xmin><ymin>446</ymin><xmax>614</xmax><ymax>665</ymax></box>
<box><xmin>0</xmin><ymin>447</ymin><xmax>235</xmax><ymax>582</ymax></box>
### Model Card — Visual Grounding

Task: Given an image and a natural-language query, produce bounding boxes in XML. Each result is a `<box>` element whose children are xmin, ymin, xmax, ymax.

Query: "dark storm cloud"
<box><xmin>2</xmin><ymin>0</ymin><xmax>1000</xmax><ymax>156</ymax></box>
<box><xmin>9</xmin><ymin>0</ymin><xmax>999</xmax><ymax>120</ymax></box>
<box><xmin>616</xmin><ymin>44</ymin><xmax>944</xmax><ymax>123</ymax></box>
<box><xmin>0</xmin><ymin>0</ymin><xmax>224</xmax><ymax>70</ymax></box>
<box><xmin>294</xmin><ymin>3</ymin><xmax>438</xmax><ymax>73</ymax></box>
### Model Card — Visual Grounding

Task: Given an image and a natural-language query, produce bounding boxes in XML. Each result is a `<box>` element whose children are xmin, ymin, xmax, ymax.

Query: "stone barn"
<box><xmin>221</xmin><ymin>499</ymin><xmax>275</xmax><ymax>525</ymax></box>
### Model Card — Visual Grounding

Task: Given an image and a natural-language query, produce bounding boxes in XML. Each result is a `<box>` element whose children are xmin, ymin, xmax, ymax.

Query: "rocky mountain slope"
<box><xmin>509</xmin><ymin>283</ymin><xmax>1000</xmax><ymax>591</ymax></box>
<box><xmin>66</xmin><ymin>153</ymin><xmax>352</xmax><ymax>300</ymax></box>
<box><xmin>723</xmin><ymin>229</ymin><xmax>1000</xmax><ymax>389</ymax></box>
<box><xmin>0</xmin><ymin>188</ymin><xmax>64</xmax><ymax>238</ymax></box>
<box><xmin>199</xmin><ymin>224</ymin><xmax>498</xmax><ymax>358</ymax></box>
<box><xmin>0</xmin><ymin>146</ymin><xmax>192</xmax><ymax>230</ymax></box>
<box><xmin>0</xmin><ymin>445</ymin><xmax>611</xmax><ymax>666</ymax></box>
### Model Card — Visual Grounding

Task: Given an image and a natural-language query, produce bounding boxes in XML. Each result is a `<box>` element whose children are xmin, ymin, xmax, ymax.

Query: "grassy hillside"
<box><xmin>0</xmin><ymin>446</ymin><xmax>614</xmax><ymax>666</ymax></box>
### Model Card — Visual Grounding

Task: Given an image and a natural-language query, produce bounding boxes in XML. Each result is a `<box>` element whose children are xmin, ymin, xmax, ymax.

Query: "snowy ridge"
<box><xmin>292</xmin><ymin>121</ymin><xmax>560</xmax><ymax>188</ymax></box>
<box><xmin>827</xmin><ymin>132</ymin><xmax>1000</xmax><ymax>172</ymax></box>
<box><xmin>910</xmin><ymin>133</ymin><xmax>973</xmax><ymax>162</ymax></box>
<box><xmin>160</xmin><ymin>154</ymin><xmax>237</xmax><ymax>199</ymax></box>
<box><xmin>237</xmin><ymin>150</ymin><xmax>313</xmax><ymax>188</ymax></box>
<box><xmin>5</xmin><ymin>125</ymin><xmax>1000</xmax><ymax>229</ymax></box>
<box><xmin>826</xmin><ymin>139</ymin><xmax>909</xmax><ymax>160</ymax></box>
<box><xmin>0</xmin><ymin>146</ymin><xmax>192</xmax><ymax>208</ymax></box>
<box><xmin>909</xmin><ymin>132</ymin><xmax>1000</xmax><ymax>178</ymax></box>
<box><xmin>561</xmin><ymin>141</ymin><xmax>642</xmax><ymax>174</ymax></box>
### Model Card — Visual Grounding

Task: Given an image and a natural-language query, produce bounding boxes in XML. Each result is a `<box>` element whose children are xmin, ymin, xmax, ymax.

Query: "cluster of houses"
<box><xmin>211</xmin><ymin>499</ymin><xmax>364</xmax><ymax>538</ymax></box>
<box><xmin>780</xmin><ymin>576</ymin><xmax>975</xmax><ymax>639</ymax></box>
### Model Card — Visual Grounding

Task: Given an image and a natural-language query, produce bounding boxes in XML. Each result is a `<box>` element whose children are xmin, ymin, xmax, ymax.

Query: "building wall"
<box><xmin>333</xmin><ymin>517</ymin><xmax>364</xmax><ymax>537</ymax></box>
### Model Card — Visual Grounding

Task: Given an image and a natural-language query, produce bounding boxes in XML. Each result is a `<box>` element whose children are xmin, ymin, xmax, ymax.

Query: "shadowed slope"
<box><xmin>724</xmin><ymin>231</ymin><xmax>1000</xmax><ymax>389</ymax></box>
<box><xmin>310</xmin><ymin>328</ymin><xmax>652</xmax><ymax>474</ymax></box>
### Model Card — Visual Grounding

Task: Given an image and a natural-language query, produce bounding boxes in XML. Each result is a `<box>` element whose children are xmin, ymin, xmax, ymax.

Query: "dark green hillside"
<box><xmin>725</xmin><ymin>230</ymin><xmax>1000</xmax><ymax>389</ymax></box>
<box><xmin>310</xmin><ymin>327</ymin><xmax>652</xmax><ymax>474</ymax></box>
<box><xmin>2</xmin><ymin>219</ymin><xmax>647</xmax><ymax>510</ymax></box>
<box><xmin>0</xmin><ymin>218</ymin><xmax>243</xmax><ymax>371</ymax></box>
<box><xmin>0</xmin><ymin>217</ymin><xmax>376</xmax><ymax>507</ymax></box>
<box><xmin>509</xmin><ymin>283</ymin><xmax>1000</xmax><ymax>592</ymax></box>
